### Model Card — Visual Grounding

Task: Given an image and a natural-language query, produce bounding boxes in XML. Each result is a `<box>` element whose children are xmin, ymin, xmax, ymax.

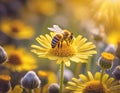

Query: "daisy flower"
<box><xmin>66</xmin><ymin>71</ymin><xmax>120</xmax><ymax>93</ymax></box>
<box><xmin>1</xmin><ymin>19</ymin><xmax>34</xmax><ymax>39</ymax></box>
<box><xmin>4</xmin><ymin>45</ymin><xmax>37</xmax><ymax>71</ymax></box>
<box><xmin>31</xmin><ymin>25</ymin><xmax>97</xmax><ymax>67</ymax></box>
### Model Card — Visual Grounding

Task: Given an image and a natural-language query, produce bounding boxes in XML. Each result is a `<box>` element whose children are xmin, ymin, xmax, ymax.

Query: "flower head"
<box><xmin>66</xmin><ymin>71</ymin><xmax>120</xmax><ymax>93</ymax></box>
<box><xmin>112</xmin><ymin>66</ymin><xmax>120</xmax><ymax>80</ymax></box>
<box><xmin>21</xmin><ymin>71</ymin><xmax>41</xmax><ymax>89</ymax></box>
<box><xmin>98</xmin><ymin>52</ymin><xmax>115</xmax><ymax>69</ymax></box>
<box><xmin>31</xmin><ymin>25</ymin><xmax>97</xmax><ymax>66</ymax></box>
<box><xmin>48</xmin><ymin>83</ymin><xmax>59</xmax><ymax>93</ymax></box>
<box><xmin>4</xmin><ymin>45</ymin><xmax>37</xmax><ymax>71</ymax></box>
<box><xmin>1</xmin><ymin>19</ymin><xmax>34</xmax><ymax>39</ymax></box>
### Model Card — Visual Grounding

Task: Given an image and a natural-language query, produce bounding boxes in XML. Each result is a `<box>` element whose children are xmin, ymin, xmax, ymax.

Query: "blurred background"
<box><xmin>0</xmin><ymin>0</ymin><xmax>120</xmax><ymax>92</ymax></box>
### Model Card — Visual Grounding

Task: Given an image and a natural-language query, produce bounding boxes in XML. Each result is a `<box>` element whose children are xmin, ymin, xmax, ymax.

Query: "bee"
<box><xmin>48</xmin><ymin>25</ymin><xmax>74</xmax><ymax>48</ymax></box>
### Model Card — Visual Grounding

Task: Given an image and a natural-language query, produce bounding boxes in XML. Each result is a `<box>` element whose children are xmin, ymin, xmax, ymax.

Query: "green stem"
<box><xmin>100</xmin><ymin>68</ymin><xmax>105</xmax><ymax>83</ymax></box>
<box><xmin>59</xmin><ymin>62</ymin><xmax>65</xmax><ymax>93</ymax></box>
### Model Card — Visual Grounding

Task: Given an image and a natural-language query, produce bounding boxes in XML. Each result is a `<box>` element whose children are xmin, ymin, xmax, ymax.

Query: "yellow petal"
<box><xmin>70</xmin><ymin>56</ymin><xmax>80</xmax><ymax>62</ymax></box>
<box><xmin>36</xmin><ymin>37</ymin><xmax>50</xmax><ymax>48</ymax></box>
<box><xmin>87</xmin><ymin>71</ymin><xmax>94</xmax><ymax>81</ymax></box>
<box><xmin>102</xmin><ymin>74</ymin><xmax>109</xmax><ymax>83</ymax></box>
<box><xmin>106</xmin><ymin>77</ymin><xmax>114</xmax><ymax>86</ymax></box>
<box><xmin>79</xmin><ymin>74</ymin><xmax>88</xmax><ymax>82</ymax></box>
<box><xmin>94</xmin><ymin>72</ymin><xmax>101</xmax><ymax>80</ymax></box>
<box><xmin>65</xmin><ymin>61</ymin><xmax>70</xmax><ymax>67</ymax></box>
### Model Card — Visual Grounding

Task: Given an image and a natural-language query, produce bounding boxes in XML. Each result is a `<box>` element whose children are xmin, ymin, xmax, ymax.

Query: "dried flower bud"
<box><xmin>0</xmin><ymin>46</ymin><xmax>7</xmax><ymax>64</ymax></box>
<box><xmin>0</xmin><ymin>74</ymin><xmax>11</xmax><ymax>93</ymax></box>
<box><xmin>98</xmin><ymin>52</ymin><xmax>115</xmax><ymax>69</ymax></box>
<box><xmin>104</xmin><ymin>44</ymin><xmax>116</xmax><ymax>54</ymax></box>
<box><xmin>20</xmin><ymin>71</ymin><xmax>41</xmax><ymax>89</ymax></box>
<box><xmin>48</xmin><ymin>83</ymin><xmax>59</xmax><ymax>93</ymax></box>
<box><xmin>112</xmin><ymin>66</ymin><xmax>120</xmax><ymax>80</ymax></box>
<box><xmin>116</xmin><ymin>41</ymin><xmax>120</xmax><ymax>59</ymax></box>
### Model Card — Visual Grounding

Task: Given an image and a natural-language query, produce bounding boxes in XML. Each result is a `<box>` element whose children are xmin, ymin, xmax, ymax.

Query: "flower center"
<box><xmin>83</xmin><ymin>80</ymin><xmax>107</xmax><ymax>93</ymax></box>
<box><xmin>49</xmin><ymin>42</ymin><xmax>75</xmax><ymax>57</ymax></box>
<box><xmin>11</xmin><ymin>26</ymin><xmax>19</xmax><ymax>33</ymax></box>
<box><xmin>101</xmin><ymin>52</ymin><xmax>115</xmax><ymax>61</ymax></box>
<box><xmin>11</xmin><ymin>21</ymin><xmax>23</xmax><ymax>33</ymax></box>
<box><xmin>8</xmin><ymin>54</ymin><xmax>22</xmax><ymax>65</ymax></box>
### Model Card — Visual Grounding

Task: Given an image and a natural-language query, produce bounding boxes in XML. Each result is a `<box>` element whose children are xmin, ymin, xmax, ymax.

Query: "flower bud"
<box><xmin>48</xmin><ymin>83</ymin><xmax>59</xmax><ymax>93</ymax></box>
<box><xmin>112</xmin><ymin>66</ymin><xmax>120</xmax><ymax>80</ymax></box>
<box><xmin>0</xmin><ymin>46</ymin><xmax>7</xmax><ymax>64</ymax></box>
<box><xmin>116</xmin><ymin>41</ymin><xmax>120</xmax><ymax>59</ymax></box>
<box><xmin>20</xmin><ymin>71</ymin><xmax>41</xmax><ymax>89</ymax></box>
<box><xmin>104</xmin><ymin>44</ymin><xmax>116</xmax><ymax>54</ymax></box>
<box><xmin>98</xmin><ymin>52</ymin><xmax>115</xmax><ymax>69</ymax></box>
<box><xmin>0</xmin><ymin>74</ymin><xmax>11</xmax><ymax>93</ymax></box>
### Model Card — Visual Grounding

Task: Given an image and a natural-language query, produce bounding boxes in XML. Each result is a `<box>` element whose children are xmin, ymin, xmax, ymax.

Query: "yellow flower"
<box><xmin>107</xmin><ymin>31</ymin><xmax>120</xmax><ymax>46</ymax></box>
<box><xmin>27</xmin><ymin>0</ymin><xmax>56</xmax><ymax>16</ymax></box>
<box><xmin>34</xmin><ymin>70</ymin><xmax>57</xmax><ymax>93</ymax></box>
<box><xmin>1</xmin><ymin>19</ymin><xmax>35</xmax><ymax>39</ymax></box>
<box><xmin>4</xmin><ymin>45</ymin><xmax>37</xmax><ymax>71</ymax></box>
<box><xmin>37</xmin><ymin>70</ymin><xmax>57</xmax><ymax>84</ymax></box>
<box><xmin>66</xmin><ymin>71</ymin><xmax>120</xmax><ymax>93</ymax></box>
<box><xmin>91</xmin><ymin>0</ymin><xmax>120</xmax><ymax>31</ymax></box>
<box><xmin>31</xmin><ymin>25</ymin><xmax>97</xmax><ymax>66</ymax></box>
<box><xmin>64</xmin><ymin>0</ymin><xmax>91</xmax><ymax>20</ymax></box>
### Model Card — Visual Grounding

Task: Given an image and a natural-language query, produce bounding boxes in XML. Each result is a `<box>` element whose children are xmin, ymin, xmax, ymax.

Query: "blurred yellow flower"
<box><xmin>91</xmin><ymin>0</ymin><xmax>120</xmax><ymax>31</ymax></box>
<box><xmin>0</xmin><ymin>74</ymin><xmax>11</xmax><ymax>81</ymax></box>
<box><xmin>9</xmin><ymin>85</ymin><xmax>23</xmax><ymax>93</ymax></box>
<box><xmin>34</xmin><ymin>70</ymin><xmax>57</xmax><ymax>93</ymax></box>
<box><xmin>1</xmin><ymin>19</ymin><xmax>35</xmax><ymax>39</ymax></box>
<box><xmin>64</xmin><ymin>0</ymin><xmax>91</xmax><ymax>20</ymax></box>
<box><xmin>4</xmin><ymin>45</ymin><xmax>37</xmax><ymax>71</ymax></box>
<box><xmin>31</xmin><ymin>25</ymin><xmax>96</xmax><ymax>66</ymax></box>
<box><xmin>66</xmin><ymin>71</ymin><xmax>120</xmax><ymax>93</ymax></box>
<box><xmin>27</xmin><ymin>0</ymin><xmax>57</xmax><ymax>16</ymax></box>
<box><xmin>107</xmin><ymin>31</ymin><xmax>120</xmax><ymax>46</ymax></box>
<box><xmin>37</xmin><ymin>70</ymin><xmax>57</xmax><ymax>84</ymax></box>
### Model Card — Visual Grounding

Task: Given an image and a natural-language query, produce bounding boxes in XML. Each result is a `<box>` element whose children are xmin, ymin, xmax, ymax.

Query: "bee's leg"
<box><xmin>65</xmin><ymin>40</ymin><xmax>69</xmax><ymax>46</ymax></box>
<box><xmin>61</xmin><ymin>41</ymin><xmax>63</xmax><ymax>48</ymax></box>
<box><xmin>58</xmin><ymin>43</ymin><xmax>60</xmax><ymax>48</ymax></box>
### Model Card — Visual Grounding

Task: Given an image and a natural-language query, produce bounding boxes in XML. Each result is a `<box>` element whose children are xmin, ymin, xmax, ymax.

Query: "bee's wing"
<box><xmin>48</xmin><ymin>25</ymin><xmax>63</xmax><ymax>33</ymax></box>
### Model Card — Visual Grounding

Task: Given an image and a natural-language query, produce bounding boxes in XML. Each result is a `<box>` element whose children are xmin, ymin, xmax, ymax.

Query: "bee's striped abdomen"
<box><xmin>51</xmin><ymin>34</ymin><xmax>63</xmax><ymax>48</ymax></box>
